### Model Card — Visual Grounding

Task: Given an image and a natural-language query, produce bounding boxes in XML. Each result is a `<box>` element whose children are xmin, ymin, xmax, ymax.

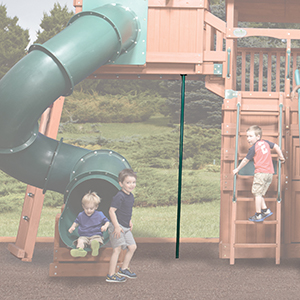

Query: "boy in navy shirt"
<box><xmin>106</xmin><ymin>169</ymin><xmax>137</xmax><ymax>283</ymax></box>
<box><xmin>68</xmin><ymin>191</ymin><xmax>109</xmax><ymax>257</ymax></box>
<box><xmin>233</xmin><ymin>125</ymin><xmax>285</xmax><ymax>222</ymax></box>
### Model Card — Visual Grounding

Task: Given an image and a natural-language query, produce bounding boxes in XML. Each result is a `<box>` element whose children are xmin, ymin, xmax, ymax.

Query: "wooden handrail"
<box><xmin>236</xmin><ymin>48</ymin><xmax>300</xmax><ymax>92</ymax></box>
<box><xmin>277</xmin><ymin>103</ymin><xmax>283</xmax><ymax>203</ymax></box>
<box><xmin>232</xmin><ymin>96</ymin><xmax>241</xmax><ymax>203</ymax></box>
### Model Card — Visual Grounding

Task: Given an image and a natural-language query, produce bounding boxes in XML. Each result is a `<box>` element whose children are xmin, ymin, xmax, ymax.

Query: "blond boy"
<box><xmin>233</xmin><ymin>125</ymin><xmax>285</xmax><ymax>222</ymax></box>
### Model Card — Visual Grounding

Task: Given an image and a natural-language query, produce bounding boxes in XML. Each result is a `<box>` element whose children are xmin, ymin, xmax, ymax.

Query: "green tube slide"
<box><xmin>0</xmin><ymin>3</ymin><xmax>142</xmax><ymax>249</ymax></box>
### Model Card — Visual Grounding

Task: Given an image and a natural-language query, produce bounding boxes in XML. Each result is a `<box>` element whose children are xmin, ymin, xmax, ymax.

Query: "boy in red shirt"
<box><xmin>233</xmin><ymin>125</ymin><xmax>285</xmax><ymax>222</ymax></box>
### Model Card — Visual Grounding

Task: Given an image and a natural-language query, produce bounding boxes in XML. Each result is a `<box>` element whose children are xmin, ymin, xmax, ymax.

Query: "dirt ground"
<box><xmin>1</xmin><ymin>241</ymin><xmax>300</xmax><ymax>300</ymax></box>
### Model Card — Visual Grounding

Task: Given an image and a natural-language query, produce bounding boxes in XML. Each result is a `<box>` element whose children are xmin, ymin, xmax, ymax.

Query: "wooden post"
<box><xmin>7</xmin><ymin>97</ymin><xmax>64</xmax><ymax>262</ymax></box>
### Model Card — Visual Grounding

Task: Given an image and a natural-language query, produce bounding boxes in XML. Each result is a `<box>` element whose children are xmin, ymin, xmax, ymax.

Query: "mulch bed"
<box><xmin>1</xmin><ymin>242</ymin><xmax>300</xmax><ymax>300</ymax></box>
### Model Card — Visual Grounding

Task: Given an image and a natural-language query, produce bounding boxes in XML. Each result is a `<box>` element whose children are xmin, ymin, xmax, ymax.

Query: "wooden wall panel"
<box><xmin>147</xmin><ymin>8</ymin><xmax>200</xmax><ymax>54</ymax></box>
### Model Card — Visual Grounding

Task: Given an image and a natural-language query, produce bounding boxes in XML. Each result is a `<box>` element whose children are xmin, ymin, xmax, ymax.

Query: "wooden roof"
<box><xmin>231</xmin><ymin>0</ymin><xmax>300</xmax><ymax>23</ymax></box>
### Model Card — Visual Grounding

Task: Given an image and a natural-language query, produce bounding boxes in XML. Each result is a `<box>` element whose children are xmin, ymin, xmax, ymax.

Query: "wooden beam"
<box><xmin>204</xmin><ymin>10</ymin><xmax>226</xmax><ymax>33</ymax></box>
<box><xmin>227</xmin><ymin>28</ymin><xmax>300</xmax><ymax>40</ymax></box>
<box><xmin>148</xmin><ymin>0</ymin><xmax>208</xmax><ymax>9</ymax></box>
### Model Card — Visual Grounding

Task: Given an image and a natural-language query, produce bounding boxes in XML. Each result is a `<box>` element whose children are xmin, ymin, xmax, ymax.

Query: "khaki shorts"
<box><xmin>73</xmin><ymin>235</ymin><xmax>104</xmax><ymax>248</ymax></box>
<box><xmin>252</xmin><ymin>173</ymin><xmax>273</xmax><ymax>196</ymax></box>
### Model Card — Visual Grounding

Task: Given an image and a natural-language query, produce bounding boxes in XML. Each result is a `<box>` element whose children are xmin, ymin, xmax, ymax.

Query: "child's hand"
<box><xmin>113</xmin><ymin>226</ymin><xmax>123</xmax><ymax>239</ymax></box>
<box><xmin>279</xmin><ymin>157</ymin><xmax>285</xmax><ymax>163</ymax></box>
<box><xmin>101</xmin><ymin>225</ymin><xmax>108</xmax><ymax>232</ymax></box>
<box><xmin>233</xmin><ymin>168</ymin><xmax>239</xmax><ymax>175</ymax></box>
<box><xmin>129</xmin><ymin>220</ymin><xmax>133</xmax><ymax>231</ymax></box>
<box><xmin>68</xmin><ymin>227</ymin><xmax>74</xmax><ymax>233</ymax></box>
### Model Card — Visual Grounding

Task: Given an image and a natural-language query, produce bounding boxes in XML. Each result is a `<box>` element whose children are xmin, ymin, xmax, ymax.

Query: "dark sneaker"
<box><xmin>91</xmin><ymin>240</ymin><xmax>100</xmax><ymax>256</ymax></box>
<box><xmin>70</xmin><ymin>248</ymin><xmax>87</xmax><ymax>257</ymax></box>
<box><xmin>118</xmin><ymin>268</ymin><xmax>137</xmax><ymax>279</ymax></box>
<box><xmin>262</xmin><ymin>208</ymin><xmax>273</xmax><ymax>219</ymax></box>
<box><xmin>248</xmin><ymin>213</ymin><xmax>265</xmax><ymax>222</ymax></box>
<box><xmin>106</xmin><ymin>273</ymin><xmax>127</xmax><ymax>283</ymax></box>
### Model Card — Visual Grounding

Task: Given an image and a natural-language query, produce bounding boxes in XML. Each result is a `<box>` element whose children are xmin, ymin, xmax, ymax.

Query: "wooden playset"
<box><xmin>4</xmin><ymin>0</ymin><xmax>300</xmax><ymax>276</ymax></box>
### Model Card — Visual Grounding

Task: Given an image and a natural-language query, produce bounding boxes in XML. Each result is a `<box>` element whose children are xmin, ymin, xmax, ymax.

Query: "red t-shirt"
<box><xmin>246</xmin><ymin>140</ymin><xmax>275</xmax><ymax>173</ymax></box>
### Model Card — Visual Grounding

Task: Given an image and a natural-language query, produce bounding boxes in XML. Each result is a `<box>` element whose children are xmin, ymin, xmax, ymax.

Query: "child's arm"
<box><xmin>129</xmin><ymin>219</ymin><xmax>133</xmax><ymax>231</ymax></box>
<box><xmin>68</xmin><ymin>222</ymin><xmax>78</xmax><ymax>233</ymax></box>
<box><xmin>273</xmin><ymin>144</ymin><xmax>285</xmax><ymax>163</ymax></box>
<box><xmin>233</xmin><ymin>157</ymin><xmax>249</xmax><ymax>175</ymax></box>
<box><xmin>101</xmin><ymin>221</ymin><xmax>110</xmax><ymax>232</ymax></box>
<box><xmin>109</xmin><ymin>207</ymin><xmax>123</xmax><ymax>238</ymax></box>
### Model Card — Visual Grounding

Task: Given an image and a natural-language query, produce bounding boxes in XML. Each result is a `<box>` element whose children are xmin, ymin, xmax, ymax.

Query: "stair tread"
<box><xmin>236</xmin><ymin>197</ymin><xmax>276</xmax><ymax>201</ymax></box>
<box><xmin>235</xmin><ymin>220</ymin><xmax>277</xmax><ymax>224</ymax></box>
<box><xmin>240</xmin><ymin>113</ymin><xmax>279</xmax><ymax>116</ymax></box>
<box><xmin>234</xmin><ymin>243</ymin><xmax>278</xmax><ymax>248</ymax></box>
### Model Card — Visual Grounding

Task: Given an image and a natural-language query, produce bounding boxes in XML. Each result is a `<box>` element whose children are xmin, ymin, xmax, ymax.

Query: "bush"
<box><xmin>0</xmin><ymin>171</ymin><xmax>63</xmax><ymax>213</ymax></box>
<box><xmin>43</xmin><ymin>191</ymin><xmax>64</xmax><ymax>207</ymax></box>
<box><xmin>0</xmin><ymin>194</ymin><xmax>24</xmax><ymax>213</ymax></box>
<box><xmin>61</xmin><ymin>91</ymin><xmax>166</xmax><ymax>123</ymax></box>
<box><xmin>106</xmin><ymin>126</ymin><xmax>221</xmax><ymax>170</ymax></box>
<box><xmin>133</xmin><ymin>168</ymin><xmax>220</xmax><ymax>207</ymax></box>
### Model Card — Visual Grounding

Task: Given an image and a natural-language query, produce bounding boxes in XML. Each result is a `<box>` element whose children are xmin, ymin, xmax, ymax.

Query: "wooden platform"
<box><xmin>49</xmin><ymin>212</ymin><xmax>125</xmax><ymax>277</ymax></box>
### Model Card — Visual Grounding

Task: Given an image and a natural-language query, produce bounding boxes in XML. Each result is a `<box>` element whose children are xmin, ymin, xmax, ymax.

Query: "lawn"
<box><xmin>57</xmin><ymin>115</ymin><xmax>173</xmax><ymax>142</ymax></box>
<box><xmin>0</xmin><ymin>201</ymin><xmax>220</xmax><ymax>238</ymax></box>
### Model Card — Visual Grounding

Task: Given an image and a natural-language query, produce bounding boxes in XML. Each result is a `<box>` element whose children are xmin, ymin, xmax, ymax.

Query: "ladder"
<box><xmin>229</xmin><ymin>92</ymin><xmax>284</xmax><ymax>265</ymax></box>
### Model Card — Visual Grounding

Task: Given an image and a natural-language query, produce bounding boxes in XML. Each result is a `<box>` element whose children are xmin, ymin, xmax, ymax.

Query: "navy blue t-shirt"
<box><xmin>75</xmin><ymin>210</ymin><xmax>109</xmax><ymax>237</ymax></box>
<box><xmin>111</xmin><ymin>190</ymin><xmax>134</xmax><ymax>228</ymax></box>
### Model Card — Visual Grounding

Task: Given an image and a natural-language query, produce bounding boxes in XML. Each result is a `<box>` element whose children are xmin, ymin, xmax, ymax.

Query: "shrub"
<box><xmin>61</xmin><ymin>91</ymin><xmax>166</xmax><ymax>123</ymax></box>
<box><xmin>133</xmin><ymin>168</ymin><xmax>220</xmax><ymax>207</ymax></box>
<box><xmin>105</xmin><ymin>126</ymin><xmax>221</xmax><ymax>170</ymax></box>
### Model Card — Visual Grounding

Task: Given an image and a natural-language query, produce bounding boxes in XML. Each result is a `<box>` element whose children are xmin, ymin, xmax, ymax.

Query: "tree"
<box><xmin>0</xmin><ymin>5</ymin><xmax>29</xmax><ymax>79</ymax></box>
<box><xmin>160</xmin><ymin>80</ymin><xmax>223</xmax><ymax>128</ymax></box>
<box><xmin>34</xmin><ymin>3</ymin><xmax>74</xmax><ymax>44</ymax></box>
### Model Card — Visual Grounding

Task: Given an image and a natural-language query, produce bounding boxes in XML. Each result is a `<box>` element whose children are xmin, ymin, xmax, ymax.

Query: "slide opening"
<box><xmin>59</xmin><ymin>177</ymin><xmax>120</xmax><ymax>249</ymax></box>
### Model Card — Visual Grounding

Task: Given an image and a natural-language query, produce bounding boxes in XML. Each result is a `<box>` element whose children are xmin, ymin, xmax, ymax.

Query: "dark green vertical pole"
<box><xmin>176</xmin><ymin>74</ymin><xmax>186</xmax><ymax>258</ymax></box>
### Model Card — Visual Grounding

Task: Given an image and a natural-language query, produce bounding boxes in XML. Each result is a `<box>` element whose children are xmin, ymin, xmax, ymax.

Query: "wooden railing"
<box><xmin>203</xmin><ymin>10</ymin><xmax>226</xmax><ymax>63</ymax></box>
<box><xmin>236</xmin><ymin>47</ymin><xmax>300</xmax><ymax>93</ymax></box>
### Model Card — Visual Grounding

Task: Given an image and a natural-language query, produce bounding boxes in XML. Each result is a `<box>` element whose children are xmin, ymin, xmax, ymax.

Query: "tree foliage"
<box><xmin>75</xmin><ymin>78</ymin><xmax>166</xmax><ymax>96</ymax></box>
<box><xmin>62</xmin><ymin>90</ymin><xmax>166</xmax><ymax>123</ymax></box>
<box><xmin>0</xmin><ymin>5</ymin><xmax>29</xmax><ymax>79</ymax></box>
<box><xmin>159</xmin><ymin>80</ymin><xmax>223</xmax><ymax>128</ymax></box>
<box><xmin>34</xmin><ymin>3</ymin><xmax>74</xmax><ymax>44</ymax></box>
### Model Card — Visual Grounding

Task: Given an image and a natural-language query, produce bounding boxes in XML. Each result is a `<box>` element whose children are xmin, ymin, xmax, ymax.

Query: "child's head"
<box><xmin>118</xmin><ymin>169</ymin><xmax>137</xmax><ymax>195</ymax></box>
<box><xmin>247</xmin><ymin>125</ymin><xmax>262</xmax><ymax>138</ymax></box>
<box><xmin>81</xmin><ymin>191</ymin><xmax>101</xmax><ymax>217</ymax></box>
<box><xmin>246</xmin><ymin>125</ymin><xmax>262</xmax><ymax>145</ymax></box>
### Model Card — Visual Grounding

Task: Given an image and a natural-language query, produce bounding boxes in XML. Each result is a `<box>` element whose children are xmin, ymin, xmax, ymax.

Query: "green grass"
<box><xmin>0</xmin><ymin>206</ymin><xmax>61</xmax><ymax>237</ymax></box>
<box><xmin>0</xmin><ymin>202</ymin><xmax>220</xmax><ymax>238</ymax></box>
<box><xmin>57</xmin><ymin>115</ymin><xmax>174</xmax><ymax>142</ymax></box>
<box><xmin>132</xmin><ymin>201</ymin><xmax>220</xmax><ymax>238</ymax></box>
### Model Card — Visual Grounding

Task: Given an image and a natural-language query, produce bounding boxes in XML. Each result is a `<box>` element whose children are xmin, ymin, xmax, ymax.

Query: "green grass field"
<box><xmin>0</xmin><ymin>201</ymin><xmax>220</xmax><ymax>238</ymax></box>
<box><xmin>57</xmin><ymin>115</ymin><xmax>173</xmax><ymax>143</ymax></box>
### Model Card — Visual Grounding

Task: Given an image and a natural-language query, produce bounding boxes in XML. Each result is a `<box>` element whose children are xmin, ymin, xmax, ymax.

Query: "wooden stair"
<box><xmin>230</xmin><ymin>198</ymin><xmax>281</xmax><ymax>265</ymax></box>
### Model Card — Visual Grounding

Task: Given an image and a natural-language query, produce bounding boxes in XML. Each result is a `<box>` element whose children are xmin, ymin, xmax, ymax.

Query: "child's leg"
<box><xmin>76</xmin><ymin>237</ymin><xmax>85</xmax><ymax>249</ymax></box>
<box><xmin>70</xmin><ymin>237</ymin><xmax>87</xmax><ymax>257</ymax></box>
<box><xmin>255</xmin><ymin>195</ymin><xmax>267</xmax><ymax>213</ymax></box>
<box><xmin>108</xmin><ymin>246</ymin><xmax>122</xmax><ymax>276</ymax></box>
<box><xmin>121</xmin><ymin>243</ymin><xmax>137</xmax><ymax>270</ymax></box>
